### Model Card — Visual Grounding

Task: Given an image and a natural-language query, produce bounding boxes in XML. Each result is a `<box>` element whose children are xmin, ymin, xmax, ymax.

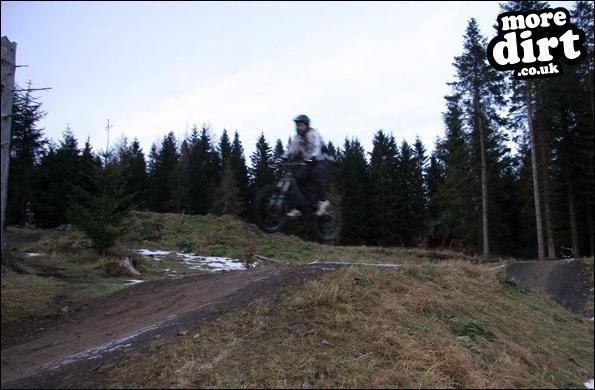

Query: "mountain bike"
<box><xmin>253</xmin><ymin>160</ymin><xmax>342</xmax><ymax>243</ymax></box>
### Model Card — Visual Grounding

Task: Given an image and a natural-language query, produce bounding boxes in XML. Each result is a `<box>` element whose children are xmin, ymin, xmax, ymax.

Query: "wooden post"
<box><xmin>1</xmin><ymin>36</ymin><xmax>17</xmax><ymax>263</ymax></box>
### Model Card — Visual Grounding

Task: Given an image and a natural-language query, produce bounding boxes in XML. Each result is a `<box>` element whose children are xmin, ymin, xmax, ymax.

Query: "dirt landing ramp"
<box><xmin>506</xmin><ymin>259</ymin><xmax>594</xmax><ymax>317</ymax></box>
<box><xmin>1</xmin><ymin>264</ymin><xmax>340</xmax><ymax>389</ymax></box>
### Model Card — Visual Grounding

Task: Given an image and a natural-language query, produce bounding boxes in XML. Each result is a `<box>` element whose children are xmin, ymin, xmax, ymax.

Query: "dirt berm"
<box><xmin>506</xmin><ymin>259</ymin><xmax>594</xmax><ymax>317</ymax></box>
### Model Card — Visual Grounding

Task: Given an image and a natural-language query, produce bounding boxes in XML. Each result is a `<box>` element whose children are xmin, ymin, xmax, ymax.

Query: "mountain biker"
<box><xmin>279</xmin><ymin>114</ymin><xmax>335</xmax><ymax>218</ymax></box>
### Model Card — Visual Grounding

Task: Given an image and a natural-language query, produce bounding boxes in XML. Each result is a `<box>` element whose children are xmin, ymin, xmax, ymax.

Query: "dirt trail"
<box><xmin>1</xmin><ymin>264</ymin><xmax>337</xmax><ymax>389</ymax></box>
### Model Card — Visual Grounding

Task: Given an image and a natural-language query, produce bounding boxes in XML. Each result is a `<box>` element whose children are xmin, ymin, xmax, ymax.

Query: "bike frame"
<box><xmin>271</xmin><ymin>162</ymin><xmax>311</xmax><ymax>214</ymax></box>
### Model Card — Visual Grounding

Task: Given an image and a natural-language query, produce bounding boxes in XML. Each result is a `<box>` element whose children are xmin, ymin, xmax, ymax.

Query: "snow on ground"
<box><xmin>134</xmin><ymin>249</ymin><xmax>171</xmax><ymax>258</ymax></box>
<box><xmin>25</xmin><ymin>252</ymin><xmax>43</xmax><ymax>257</ymax></box>
<box><xmin>177</xmin><ymin>253</ymin><xmax>245</xmax><ymax>272</ymax></box>
<box><xmin>126</xmin><ymin>279</ymin><xmax>144</xmax><ymax>285</ymax></box>
<box><xmin>134</xmin><ymin>249</ymin><xmax>246</xmax><ymax>273</ymax></box>
<box><xmin>585</xmin><ymin>379</ymin><xmax>594</xmax><ymax>389</ymax></box>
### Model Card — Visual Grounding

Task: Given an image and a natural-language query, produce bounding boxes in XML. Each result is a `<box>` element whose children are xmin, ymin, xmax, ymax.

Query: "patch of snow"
<box><xmin>590</xmin><ymin>317</ymin><xmax>594</xmax><ymax>322</ymax></box>
<box><xmin>134</xmin><ymin>249</ymin><xmax>245</xmax><ymax>273</ymax></box>
<box><xmin>200</xmin><ymin>256</ymin><xmax>245</xmax><ymax>271</ymax></box>
<box><xmin>126</xmin><ymin>279</ymin><xmax>144</xmax><ymax>285</ymax></box>
<box><xmin>135</xmin><ymin>249</ymin><xmax>171</xmax><ymax>259</ymax></box>
<box><xmin>177</xmin><ymin>252</ymin><xmax>245</xmax><ymax>272</ymax></box>
<box><xmin>585</xmin><ymin>379</ymin><xmax>594</xmax><ymax>389</ymax></box>
<box><xmin>25</xmin><ymin>252</ymin><xmax>43</xmax><ymax>257</ymax></box>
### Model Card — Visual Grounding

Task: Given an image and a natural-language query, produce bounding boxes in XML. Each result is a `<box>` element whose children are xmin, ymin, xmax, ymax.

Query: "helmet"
<box><xmin>293</xmin><ymin>114</ymin><xmax>310</xmax><ymax>127</ymax></box>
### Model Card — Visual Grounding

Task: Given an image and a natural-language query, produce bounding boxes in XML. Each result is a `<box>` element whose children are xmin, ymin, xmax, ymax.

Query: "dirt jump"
<box><xmin>0</xmin><ymin>264</ymin><xmax>338</xmax><ymax>389</ymax></box>
<box><xmin>506</xmin><ymin>258</ymin><xmax>594</xmax><ymax>317</ymax></box>
<box><xmin>2</xmin><ymin>255</ymin><xmax>592</xmax><ymax>389</ymax></box>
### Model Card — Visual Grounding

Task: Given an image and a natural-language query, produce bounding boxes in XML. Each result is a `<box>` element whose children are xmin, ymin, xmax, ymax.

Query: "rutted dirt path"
<box><xmin>1</xmin><ymin>264</ymin><xmax>337</xmax><ymax>389</ymax></box>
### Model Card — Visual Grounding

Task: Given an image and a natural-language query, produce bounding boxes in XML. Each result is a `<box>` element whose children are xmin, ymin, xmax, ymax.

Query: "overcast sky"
<box><xmin>1</xmin><ymin>1</ymin><xmax>574</xmax><ymax>158</ymax></box>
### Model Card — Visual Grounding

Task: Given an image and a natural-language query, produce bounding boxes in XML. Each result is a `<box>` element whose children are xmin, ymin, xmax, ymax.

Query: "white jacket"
<box><xmin>283</xmin><ymin>128</ymin><xmax>333</xmax><ymax>161</ymax></box>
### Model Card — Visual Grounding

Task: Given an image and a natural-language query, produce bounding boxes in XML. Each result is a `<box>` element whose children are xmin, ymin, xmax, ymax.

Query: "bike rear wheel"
<box><xmin>254</xmin><ymin>184</ymin><xmax>289</xmax><ymax>233</ymax></box>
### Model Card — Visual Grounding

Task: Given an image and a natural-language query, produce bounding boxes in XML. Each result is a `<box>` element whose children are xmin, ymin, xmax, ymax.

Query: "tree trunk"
<box><xmin>538</xmin><ymin>132</ymin><xmax>556</xmax><ymax>259</ymax></box>
<box><xmin>526</xmin><ymin>84</ymin><xmax>545</xmax><ymax>260</ymax></box>
<box><xmin>1</xmin><ymin>36</ymin><xmax>17</xmax><ymax>264</ymax></box>
<box><xmin>587</xmin><ymin>202</ymin><xmax>594</xmax><ymax>257</ymax></box>
<box><xmin>567</xmin><ymin>179</ymin><xmax>580</xmax><ymax>257</ymax></box>
<box><xmin>475</xmin><ymin>93</ymin><xmax>489</xmax><ymax>260</ymax></box>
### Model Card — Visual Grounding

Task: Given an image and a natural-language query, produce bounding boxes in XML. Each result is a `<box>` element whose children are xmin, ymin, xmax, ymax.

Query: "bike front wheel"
<box><xmin>254</xmin><ymin>184</ymin><xmax>289</xmax><ymax>233</ymax></box>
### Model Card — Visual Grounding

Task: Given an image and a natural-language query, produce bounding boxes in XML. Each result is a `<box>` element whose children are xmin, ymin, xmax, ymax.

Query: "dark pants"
<box><xmin>295</xmin><ymin>159</ymin><xmax>333</xmax><ymax>207</ymax></box>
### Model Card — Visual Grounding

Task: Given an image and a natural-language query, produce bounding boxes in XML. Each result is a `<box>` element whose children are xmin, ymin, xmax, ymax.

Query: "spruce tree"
<box><xmin>7</xmin><ymin>84</ymin><xmax>47</xmax><ymax>225</ymax></box>
<box><xmin>450</xmin><ymin>18</ymin><xmax>507</xmax><ymax>258</ymax></box>
<box><xmin>230</xmin><ymin>131</ymin><xmax>250</xmax><ymax>217</ymax></box>
<box><xmin>369</xmin><ymin>130</ymin><xmax>399</xmax><ymax>245</ymax></box>
<box><xmin>272</xmin><ymin>139</ymin><xmax>286</xmax><ymax>181</ymax></box>
<box><xmin>35</xmin><ymin>128</ymin><xmax>85</xmax><ymax>227</ymax></box>
<box><xmin>250</xmin><ymin>133</ymin><xmax>274</xmax><ymax>191</ymax></box>
<box><xmin>335</xmin><ymin>138</ymin><xmax>371</xmax><ymax>244</ymax></box>
<box><xmin>146</xmin><ymin>132</ymin><xmax>179</xmax><ymax>212</ymax></box>
<box><xmin>67</xmin><ymin>162</ymin><xmax>133</xmax><ymax>254</ymax></box>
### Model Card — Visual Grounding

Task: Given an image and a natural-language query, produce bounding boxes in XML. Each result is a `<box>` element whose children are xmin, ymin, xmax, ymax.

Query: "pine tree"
<box><xmin>67</xmin><ymin>162</ymin><xmax>133</xmax><ymax>254</ymax></box>
<box><xmin>250</xmin><ymin>133</ymin><xmax>274</xmax><ymax>191</ymax></box>
<box><xmin>7</xmin><ymin>83</ymin><xmax>47</xmax><ymax>225</ymax></box>
<box><xmin>230</xmin><ymin>131</ymin><xmax>250</xmax><ymax>217</ymax></box>
<box><xmin>396</xmin><ymin>140</ymin><xmax>416</xmax><ymax>245</ymax></box>
<box><xmin>191</xmin><ymin>125</ymin><xmax>221</xmax><ymax>214</ymax></box>
<box><xmin>411</xmin><ymin>136</ymin><xmax>428</xmax><ymax>244</ymax></box>
<box><xmin>116</xmin><ymin>137</ymin><xmax>148</xmax><ymax>208</ymax></box>
<box><xmin>369</xmin><ymin>130</ymin><xmax>399</xmax><ymax>245</ymax></box>
<box><xmin>433</xmin><ymin>93</ymin><xmax>476</xmax><ymax>251</ymax></box>
<box><xmin>335</xmin><ymin>138</ymin><xmax>371</xmax><ymax>244</ymax></box>
<box><xmin>146</xmin><ymin>132</ymin><xmax>179</xmax><ymax>212</ymax></box>
<box><xmin>35</xmin><ymin>128</ymin><xmax>86</xmax><ymax>227</ymax></box>
<box><xmin>425</xmin><ymin>151</ymin><xmax>444</xmax><ymax>237</ymax></box>
<box><xmin>450</xmin><ymin>18</ymin><xmax>507</xmax><ymax>259</ymax></box>
<box><xmin>499</xmin><ymin>1</ymin><xmax>551</xmax><ymax>260</ymax></box>
<box><xmin>219</xmin><ymin>129</ymin><xmax>232</xmax><ymax>166</ymax></box>
<box><xmin>570</xmin><ymin>0</ymin><xmax>594</xmax><ymax>256</ymax></box>
<box><xmin>272</xmin><ymin>139</ymin><xmax>285</xmax><ymax>181</ymax></box>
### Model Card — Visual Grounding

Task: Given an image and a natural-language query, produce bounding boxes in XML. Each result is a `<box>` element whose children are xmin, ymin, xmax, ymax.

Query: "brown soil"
<box><xmin>1</xmin><ymin>264</ymin><xmax>338</xmax><ymax>389</ymax></box>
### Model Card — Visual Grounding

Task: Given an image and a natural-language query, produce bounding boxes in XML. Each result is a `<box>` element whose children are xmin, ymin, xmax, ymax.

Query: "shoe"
<box><xmin>286</xmin><ymin>208</ymin><xmax>302</xmax><ymax>218</ymax></box>
<box><xmin>315</xmin><ymin>200</ymin><xmax>330</xmax><ymax>216</ymax></box>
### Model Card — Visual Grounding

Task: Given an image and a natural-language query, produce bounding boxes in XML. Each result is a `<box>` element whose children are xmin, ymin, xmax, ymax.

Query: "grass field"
<box><xmin>2</xmin><ymin>211</ymin><xmax>593</xmax><ymax>388</ymax></box>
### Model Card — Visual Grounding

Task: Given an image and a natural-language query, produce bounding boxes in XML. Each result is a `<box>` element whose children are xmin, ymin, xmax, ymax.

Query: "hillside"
<box><xmin>1</xmin><ymin>211</ymin><xmax>593</xmax><ymax>389</ymax></box>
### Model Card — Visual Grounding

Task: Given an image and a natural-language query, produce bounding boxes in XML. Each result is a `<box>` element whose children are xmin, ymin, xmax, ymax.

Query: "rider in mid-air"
<box><xmin>279</xmin><ymin>114</ymin><xmax>335</xmax><ymax>218</ymax></box>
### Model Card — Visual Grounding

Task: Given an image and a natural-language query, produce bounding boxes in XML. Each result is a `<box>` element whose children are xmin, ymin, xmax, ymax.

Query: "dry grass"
<box><xmin>104</xmin><ymin>262</ymin><xmax>594</xmax><ymax>389</ymax></box>
<box><xmin>122</xmin><ymin>211</ymin><xmax>478</xmax><ymax>266</ymax></box>
<box><xmin>3</xmin><ymin>211</ymin><xmax>469</xmax><ymax>346</ymax></box>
